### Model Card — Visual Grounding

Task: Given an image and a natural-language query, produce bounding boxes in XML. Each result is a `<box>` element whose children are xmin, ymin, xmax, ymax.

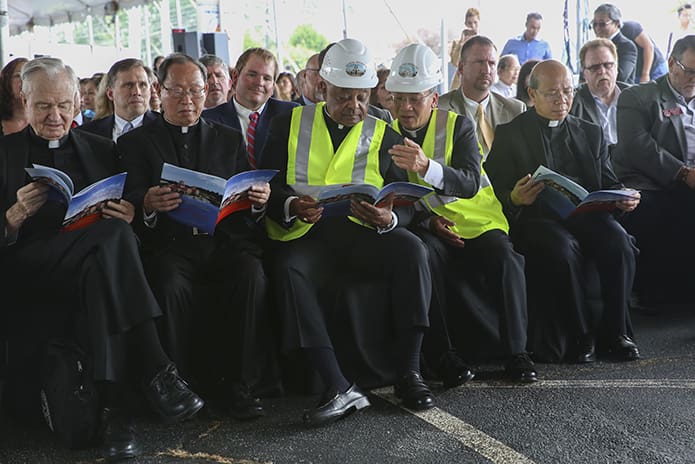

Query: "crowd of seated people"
<box><xmin>3</xmin><ymin>7</ymin><xmax>695</xmax><ymax>460</ymax></box>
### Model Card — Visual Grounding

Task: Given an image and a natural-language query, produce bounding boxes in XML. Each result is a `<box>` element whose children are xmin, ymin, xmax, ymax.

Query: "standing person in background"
<box><xmin>0</xmin><ymin>57</ymin><xmax>29</xmax><ymax>136</ymax></box>
<box><xmin>501</xmin><ymin>12</ymin><xmax>552</xmax><ymax>65</ymax></box>
<box><xmin>591</xmin><ymin>4</ymin><xmax>638</xmax><ymax>84</ymax></box>
<box><xmin>668</xmin><ymin>4</ymin><xmax>693</xmax><ymax>56</ymax></box>
<box><xmin>621</xmin><ymin>20</ymin><xmax>668</xmax><ymax>82</ymax></box>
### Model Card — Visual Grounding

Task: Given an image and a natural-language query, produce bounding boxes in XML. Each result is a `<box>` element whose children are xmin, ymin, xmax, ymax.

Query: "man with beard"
<box><xmin>202</xmin><ymin>48</ymin><xmax>297</xmax><ymax>169</ymax></box>
<box><xmin>439</xmin><ymin>36</ymin><xmax>526</xmax><ymax>159</ymax></box>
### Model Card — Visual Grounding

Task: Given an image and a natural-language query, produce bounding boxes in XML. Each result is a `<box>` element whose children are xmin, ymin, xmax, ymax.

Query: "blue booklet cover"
<box><xmin>160</xmin><ymin>163</ymin><xmax>278</xmax><ymax>234</ymax></box>
<box><xmin>316</xmin><ymin>181</ymin><xmax>433</xmax><ymax>218</ymax></box>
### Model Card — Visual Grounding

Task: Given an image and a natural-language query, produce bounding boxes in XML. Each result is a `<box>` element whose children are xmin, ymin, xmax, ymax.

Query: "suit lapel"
<box><xmin>657</xmin><ymin>78</ymin><xmax>687</xmax><ymax>158</ymax></box>
<box><xmin>197</xmin><ymin>119</ymin><xmax>219</xmax><ymax>175</ymax></box>
<box><xmin>147</xmin><ymin>118</ymin><xmax>179</xmax><ymax>166</ymax></box>
<box><xmin>519</xmin><ymin>111</ymin><xmax>547</xmax><ymax>167</ymax></box>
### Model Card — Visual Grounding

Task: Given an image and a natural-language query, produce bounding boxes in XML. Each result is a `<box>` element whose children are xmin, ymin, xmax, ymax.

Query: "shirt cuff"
<box><xmin>283</xmin><ymin>196</ymin><xmax>299</xmax><ymax>223</ymax></box>
<box><xmin>422</xmin><ymin>159</ymin><xmax>445</xmax><ymax>190</ymax></box>
<box><xmin>143</xmin><ymin>208</ymin><xmax>158</xmax><ymax>229</ymax></box>
<box><xmin>376</xmin><ymin>211</ymin><xmax>398</xmax><ymax>234</ymax></box>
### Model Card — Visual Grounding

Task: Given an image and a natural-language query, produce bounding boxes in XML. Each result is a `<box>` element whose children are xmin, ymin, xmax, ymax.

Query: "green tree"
<box><xmin>288</xmin><ymin>24</ymin><xmax>327</xmax><ymax>53</ymax></box>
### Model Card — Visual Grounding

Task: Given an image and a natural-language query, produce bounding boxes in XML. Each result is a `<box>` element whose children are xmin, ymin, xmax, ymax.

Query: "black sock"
<box><xmin>127</xmin><ymin>320</ymin><xmax>170</xmax><ymax>381</ymax></box>
<box><xmin>397</xmin><ymin>328</ymin><xmax>424</xmax><ymax>377</ymax></box>
<box><xmin>304</xmin><ymin>347</ymin><xmax>350</xmax><ymax>394</ymax></box>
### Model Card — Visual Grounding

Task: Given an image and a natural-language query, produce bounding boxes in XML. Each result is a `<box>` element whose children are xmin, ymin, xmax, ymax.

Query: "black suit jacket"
<box><xmin>612</xmin><ymin>32</ymin><xmax>638</xmax><ymax>84</ymax></box>
<box><xmin>77</xmin><ymin>110</ymin><xmax>159</xmax><ymax>140</ymax></box>
<box><xmin>202</xmin><ymin>97</ymin><xmax>298</xmax><ymax>166</ymax></box>
<box><xmin>118</xmin><ymin>115</ymin><xmax>249</xmax><ymax>250</ymax></box>
<box><xmin>484</xmin><ymin>109</ymin><xmax>621</xmax><ymax>224</ymax></box>
<box><xmin>613</xmin><ymin>75</ymin><xmax>687</xmax><ymax>191</ymax></box>
<box><xmin>570</xmin><ymin>81</ymin><xmax>630</xmax><ymax>127</ymax></box>
<box><xmin>0</xmin><ymin>127</ymin><xmax>117</xmax><ymax>248</ymax></box>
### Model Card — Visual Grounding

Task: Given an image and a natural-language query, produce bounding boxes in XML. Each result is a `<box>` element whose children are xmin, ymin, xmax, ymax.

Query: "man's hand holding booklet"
<box><xmin>531</xmin><ymin>165</ymin><xmax>640</xmax><ymax>219</ymax></box>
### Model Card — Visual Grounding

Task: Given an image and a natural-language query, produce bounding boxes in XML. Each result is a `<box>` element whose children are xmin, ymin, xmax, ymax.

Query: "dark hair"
<box><xmin>318</xmin><ymin>42</ymin><xmax>337</xmax><ymax>68</ymax></box>
<box><xmin>276</xmin><ymin>71</ymin><xmax>298</xmax><ymax>99</ymax></box>
<box><xmin>526</xmin><ymin>12</ymin><xmax>543</xmax><ymax>22</ymax></box>
<box><xmin>370</xmin><ymin>68</ymin><xmax>390</xmax><ymax>107</ymax></box>
<box><xmin>153</xmin><ymin>55</ymin><xmax>165</xmax><ymax>72</ymax></box>
<box><xmin>594</xmin><ymin>3</ymin><xmax>622</xmax><ymax>28</ymax></box>
<box><xmin>679</xmin><ymin>4</ymin><xmax>693</xmax><ymax>15</ymax></box>
<box><xmin>0</xmin><ymin>57</ymin><xmax>28</xmax><ymax>120</ymax></box>
<box><xmin>671</xmin><ymin>35</ymin><xmax>695</xmax><ymax>60</ymax></box>
<box><xmin>157</xmin><ymin>53</ymin><xmax>207</xmax><ymax>84</ymax></box>
<box><xmin>105</xmin><ymin>58</ymin><xmax>146</xmax><ymax>89</ymax></box>
<box><xmin>459</xmin><ymin>35</ymin><xmax>496</xmax><ymax>62</ymax></box>
<box><xmin>516</xmin><ymin>59</ymin><xmax>540</xmax><ymax>105</ymax></box>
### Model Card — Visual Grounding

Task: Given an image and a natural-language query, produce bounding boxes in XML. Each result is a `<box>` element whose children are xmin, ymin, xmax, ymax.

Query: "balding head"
<box><xmin>528</xmin><ymin>60</ymin><xmax>574</xmax><ymax>121</ymax></box>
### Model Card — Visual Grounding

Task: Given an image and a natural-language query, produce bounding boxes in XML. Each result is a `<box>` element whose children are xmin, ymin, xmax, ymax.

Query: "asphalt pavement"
<box><xmin>2</xmin><ymin>304</ymin><xmax>695</xmax><ymax>464</ymax></box>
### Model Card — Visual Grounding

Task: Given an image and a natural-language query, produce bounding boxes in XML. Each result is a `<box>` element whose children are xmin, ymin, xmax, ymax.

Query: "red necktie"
<box><xmin>246</xmin><ymin>112</ymin><xmax>259</xmax><ymax>169</ymax></box>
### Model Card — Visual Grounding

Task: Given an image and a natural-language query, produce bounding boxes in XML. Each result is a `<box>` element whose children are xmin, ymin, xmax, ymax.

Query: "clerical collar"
<box><xmin>28</xmin><ymin>126</ymin><xmax>70</xmax><ymax>148</ymax></box>
<box><xmin>323</xmin><ymin>106</ymin><xmax>353</xmax><ymax>131</ymax></box>
<box><xmin>533</xmin><ymin>108</ymin><xmax>565</xmax><ymax>128</ymax></box>
<box><xmin>163</xmin><ymin>117</ymin><xmax>200</xmax><ymax>134</ymax></box>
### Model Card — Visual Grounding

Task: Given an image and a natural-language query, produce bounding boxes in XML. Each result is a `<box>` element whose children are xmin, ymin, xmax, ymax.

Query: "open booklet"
<box><xmin>25</xmin><ymin>164</ymin><xmax>127</xmax><ymax>231</ymax></box>
<box><xmin>160</xmin><ymin>163</ymin><xmax>278</xmax><ymax>234</ymax></box>
<box><xmin>316</xmin><ymin>182</ymin><xmax>434</xmax><ymax>218</ymax></box>
<box><xmin>531</xmin><ymin>165</ymin><xmax>639</xmax><ymax>219</ymax></box>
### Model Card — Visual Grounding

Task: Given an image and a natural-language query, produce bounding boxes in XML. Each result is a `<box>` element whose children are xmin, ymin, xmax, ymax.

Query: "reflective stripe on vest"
<box><xmin>266</xmin><ymin>102</ymin><xmax>386</xmax><ymax>241</ymax></box>
<box><xmin>393</xmin><ymin>109</ymin><xmax>509</xmax><ymax>238</ymax></box>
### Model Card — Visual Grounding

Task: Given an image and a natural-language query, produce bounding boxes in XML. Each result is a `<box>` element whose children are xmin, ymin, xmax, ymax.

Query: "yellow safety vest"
<box><xmin>266</xmin><ymin>102</ymin><xmax>387</xmax><ymax>241</ymax></box>
<box><xmin>393</xmin><ymin>109</ymin><xmax>509</xmax><ymax>238</ymax></box>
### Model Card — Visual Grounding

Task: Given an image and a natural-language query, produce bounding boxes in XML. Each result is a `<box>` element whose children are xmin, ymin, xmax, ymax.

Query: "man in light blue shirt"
<box><xmin>501</xmin><ymin>12</ymin><xmax>552</xmax><ymax>65</ymax></box>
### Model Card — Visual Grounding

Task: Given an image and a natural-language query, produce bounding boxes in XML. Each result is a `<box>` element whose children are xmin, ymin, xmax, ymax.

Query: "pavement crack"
<box><xmin>156</xmin><ymin>448</ymin><xmax>272</xmax><ymax>463</ymax></box>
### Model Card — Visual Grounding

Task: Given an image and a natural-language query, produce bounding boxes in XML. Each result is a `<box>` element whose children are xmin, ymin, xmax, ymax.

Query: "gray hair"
<box><xmin>594</xmin><ymin>3</ymin><xmax>622</xmax><ymax>28</ymax></box>
<box><xmin>199</xmin><ymin>54</ymin><xmax>229</xmax><ymax>78</ymax></box>
<box><xmin>21</xmin><ymin>57</ymin><xmax>78</xmax><ymax>98</ymax></box>
<box><xmin>671</xmin><ymin>35</ymin><xmax>695</xmax><ymax>61</ymax></box>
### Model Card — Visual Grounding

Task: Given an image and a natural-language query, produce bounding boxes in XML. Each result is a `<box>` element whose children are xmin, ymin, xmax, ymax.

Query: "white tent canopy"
<box><xmin>8</xmin><ymin>0</ymin><xmax>147</xmax><ymax>35</ymax></box>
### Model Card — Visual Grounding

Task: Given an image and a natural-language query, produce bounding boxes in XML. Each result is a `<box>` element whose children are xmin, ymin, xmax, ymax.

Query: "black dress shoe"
<box><xmin>505</xmin><ymin>353</ymin><xmax>538</xmax><ymax>383</ymax></box>
<box><xmin>439</xmin><ymin>351</ymin><xmax>475</xmax><ymax>388</ymax></box>
<box><xmin>604</xmin><ymin>335</ymin><xmax>640</xmax><ymax>361</ymax></box>
<box><xmin>99</xmin><ymin>407</ymin><xmax>142</xmax><ymax>462</ymax></box>
<box><xmin>143</xmin><ymin>363</ymin><xmax>205</xmax><ymax>423</ymax></box>
<box><xmin>575</xmin><ymin>336</ymin><xmax>596</xmax><ymax>364</ymax></box>
<box><xmin>394</xmin><ymin>371</ymin><xmax>435</xmax><ymax>411</ymax></box>
<box><xmin>302</xmin><ymin>384</ymin><xmax>370</xmax><ymax>426</ymax></box>
<box><xmin>228</xmin><ymin>383</ymin><xmax>264</xmax><ymax>420</ymax></box>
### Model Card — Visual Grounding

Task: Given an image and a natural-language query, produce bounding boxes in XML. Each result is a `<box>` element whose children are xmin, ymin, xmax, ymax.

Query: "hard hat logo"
<box><xmin>398</xmin><ymin>63</ymin><xmax>419</xmax><ymax>78</ymax></box>
<box><xmin>345</xmin><ymin>62</ymin><xmax>367</xmax><ymax>77</ymax></box>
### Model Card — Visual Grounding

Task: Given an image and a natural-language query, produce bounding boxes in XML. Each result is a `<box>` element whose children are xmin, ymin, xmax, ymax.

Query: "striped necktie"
<box><xmin>247</xmin><ymin>112</ymin><xmax>259</xmax><ymax>169</ymax></box>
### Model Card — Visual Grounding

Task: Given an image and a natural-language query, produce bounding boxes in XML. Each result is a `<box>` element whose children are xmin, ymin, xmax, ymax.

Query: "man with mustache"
<box><xmin>78</xmin><ymin>58</ymin><xmax>158</xmax><ymax>141</ymax></box>
<box><xmin>200</xmin><ymin>54</ymin><xmax>232</xmax><ymax>109</ymax></box>
<box><xmin>202</xmin><ymin>48</ymin><xmax>297</xmax><ymax>169</ymax></box>
<box><xmin>439</xmin><ymin>36</ymin><xmax>526</xmax><ymax>159</ymax></box>
<box><xmin>571</xmin><ymin>38</ymin><xmax>629</xmax><ymax>147</ymax></box>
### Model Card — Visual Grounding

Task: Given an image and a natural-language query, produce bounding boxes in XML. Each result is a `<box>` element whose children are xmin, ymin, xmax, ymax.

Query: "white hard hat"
<box><xmin>320</xmin><ymin>38</ymin><xmax>378</xmax><ymax>89</ymax></box>
<box><xmin>386</xmin><ymin>43</ymin><xmax>442</xmax><ymax>93</ymax></box>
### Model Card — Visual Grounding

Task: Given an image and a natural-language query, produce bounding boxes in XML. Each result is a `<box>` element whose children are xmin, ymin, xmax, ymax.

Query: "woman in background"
<box><xmin>0</xmin><ymin>57</ymin><xmax>29</xmax><ymax>136</ymax></box>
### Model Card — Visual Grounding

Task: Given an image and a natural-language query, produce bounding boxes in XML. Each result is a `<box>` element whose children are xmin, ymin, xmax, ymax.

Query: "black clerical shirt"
<box><xmin>163</xmin><ymin>119</ymin><xmax>201</xmax><ymax>171</ymax></box>
<box><xmin>536</xmin><ymin>112</ymin><xmax>583</xmax><ymax>186</ymax></box>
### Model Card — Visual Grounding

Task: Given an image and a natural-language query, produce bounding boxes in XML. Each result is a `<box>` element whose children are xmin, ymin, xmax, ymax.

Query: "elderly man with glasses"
<box><xmin>485</xmin><ymin>60</ymin><xmax>641</xmax><ymax>364</ymax></box>
<box><xmin>119</xmin><ymin>53</ymin><xmax>275</xmax><ymax>420</ymax></box>
<box><xmin>591</xmin><ymin>3</ymin><xmax>638</xmax><ymax>84</ymax></box>
<box><xmin>614</xmin><ymin>35</ymin><xmax>695</xmax><ymax>308</ymax></box>
<box><xmin>571</xmin><ymin>38</ymin><xmax>630</xmax><ymax>147</ymax></box>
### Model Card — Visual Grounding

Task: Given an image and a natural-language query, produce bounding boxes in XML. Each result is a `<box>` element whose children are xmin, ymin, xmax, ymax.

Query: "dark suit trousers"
<box><xmin>619</xmin><ymin>189</ymin><xmax>695</xmax><ymax>302</ymax></box>
<box><xmin>418</xmin><ymin>228</ymin><xmax>528</xmax><ymax>357</ymax></box>
<box><xmin>1</xmin><ymin>219</ymin><xmax>161</xmax><ymax>382</ymax></box>
<box><xmin>512</xmin><ymin>211</ymin><xmax>636</xmax><ymax>340</ymax></box>
<box><xmin>267</xmin><ymin>218</ymin><xmax>431</xmax><ymax>354</ymax></box>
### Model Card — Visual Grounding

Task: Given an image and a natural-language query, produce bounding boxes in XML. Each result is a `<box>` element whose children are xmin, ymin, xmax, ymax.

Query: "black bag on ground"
<box><xmin>39</xmin><ymin>338</ymin><xmax>100</xmax><ymax>449</ymax></box>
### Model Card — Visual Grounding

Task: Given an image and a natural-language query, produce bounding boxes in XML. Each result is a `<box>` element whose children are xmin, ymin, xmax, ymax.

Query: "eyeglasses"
<box><xmin>535</xmin><ymin>88</ymin><xmax>574</xmax><ymax>100</ymax></box>
<box><xmin>585</xmin><ymin>61</ymin><xmax>616</xmax><ymax>73</ymax></box>
<box><xmin>393</xmin><ymin>90</ymin><xmax>435</xmax><ymax>106</ymax></box>
<box><xmin>590</xmin><ymin>20</ymin><xmax>614</xmax><ymax>29</ymax></box>
<box><xmin>675</xmin><ymin>60</ymin><xmax>695</xmax><ymax>77</ymax></box>
<box><xmin>161</xmin><ymin>85</ymin><xmax>206</xmax><ymax>99</ymax></box>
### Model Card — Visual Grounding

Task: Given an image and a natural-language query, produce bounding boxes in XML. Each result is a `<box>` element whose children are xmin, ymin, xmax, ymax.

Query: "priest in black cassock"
<box><xmin>484</xmin><ymin>60</ymin><xmax>641</xmax><ymax>364</ymax></box>
<box><xmin>119</xmin><ymin>53</ymin><xmax>276</xmax><ymax>419</ymax></box>
<box><xmin>0</xmin><ymin>57</ymin><xmax>203</xmax><ymax>461</ymax></box>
